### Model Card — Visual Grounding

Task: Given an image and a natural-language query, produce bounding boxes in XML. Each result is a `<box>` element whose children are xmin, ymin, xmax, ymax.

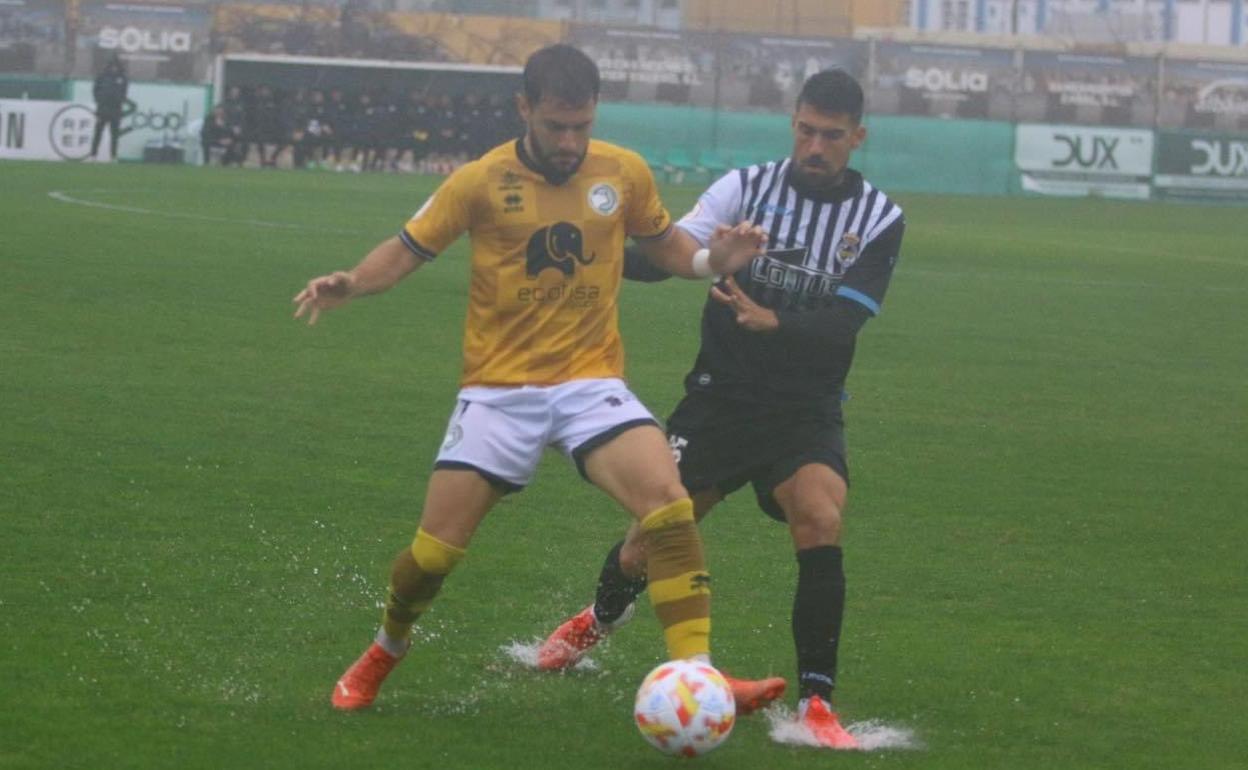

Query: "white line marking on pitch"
<box><xmin>48</xmin><ymin>189</ymin><xmax>359</xmax><ymax>234</ymax></box>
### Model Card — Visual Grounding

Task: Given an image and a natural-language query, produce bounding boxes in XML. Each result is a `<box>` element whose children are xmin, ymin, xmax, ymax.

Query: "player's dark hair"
<box><xmin>523</xmin><ymin>44</ymin><xmax>600</xmax><ymax>107</ymax></box>
<box><xmin>797</xmin><ymin>69</ymin><xmax>864</xmax><ymax>123</ymax></box>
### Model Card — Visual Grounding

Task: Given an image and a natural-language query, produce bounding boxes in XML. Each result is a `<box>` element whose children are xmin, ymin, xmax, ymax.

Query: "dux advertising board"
<box><xmin>0</xmin><ymin>99</ymin><xmax>95</xmax><ymax>160</ymax></box>
<box><xmin>1015</xmin><ymin>123</ymin><xmax>1155</xmax><ymax>200</ymax></box>
<box><xmin>1154</xmin><ymin>131</ymin><xmax>1248</xmax><ymax>201</ymax></box>
<box><xmin>69</xmin><ymin>79</ymin><xmax>206</xmax><ymax>161</ymax></box>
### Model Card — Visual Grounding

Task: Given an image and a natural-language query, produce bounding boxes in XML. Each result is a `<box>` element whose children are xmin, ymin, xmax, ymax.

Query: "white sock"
<box><xmin>374</xmin><ymin>627</ymin><xmax>410</xmax><ymax>658</ymax></box>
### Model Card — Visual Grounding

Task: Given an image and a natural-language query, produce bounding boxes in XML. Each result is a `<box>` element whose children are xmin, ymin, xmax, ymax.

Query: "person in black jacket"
<box><xmin>200</xmin><ymin>105</ymin><xmax>238</xmax><ymax>166</ymax></box>
<box><xmin>90</xmin><ymin>56</ymin><xmax>130</xmax><ymax>161</ymax></box>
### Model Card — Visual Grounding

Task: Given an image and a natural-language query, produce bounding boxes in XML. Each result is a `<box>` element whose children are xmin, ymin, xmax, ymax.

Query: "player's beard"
<box><xmin>790</xmin><ymin>157</ymin><xmax>846</xmax><ymax>194</ymax></box>
<box><xmin>526</xmin><ymin>131</ymin><xmax>586</xmax><ymax>182</ymax></box>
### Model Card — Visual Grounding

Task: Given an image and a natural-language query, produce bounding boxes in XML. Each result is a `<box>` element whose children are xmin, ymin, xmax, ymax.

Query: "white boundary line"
<box><xmin>48</xmin><ymin>189</ymin><xmax>360</xmax><ymax>234</ymax></box>
<box><xmin>47</xmin><ymin>188</ymin><xmax>1245</xmax><ymax>293</ymax></box>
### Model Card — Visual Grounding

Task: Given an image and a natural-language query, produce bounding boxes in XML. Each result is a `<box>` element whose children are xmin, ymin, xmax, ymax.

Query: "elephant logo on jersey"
<box><xmin>525</xmin><ymin>222</ymin><xmax>595</xmax><ymax>278</ymax></box>
<box><xmin>836</xmin><ymin>233</ymin><xmax>862</xmax><ymax>267</ymax></box>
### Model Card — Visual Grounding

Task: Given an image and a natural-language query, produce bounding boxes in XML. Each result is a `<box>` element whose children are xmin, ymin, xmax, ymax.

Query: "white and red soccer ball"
<box><xmin>634</xmin><ymin>660</ymin><xmax>736</xmax><ymax>757</ymax></box>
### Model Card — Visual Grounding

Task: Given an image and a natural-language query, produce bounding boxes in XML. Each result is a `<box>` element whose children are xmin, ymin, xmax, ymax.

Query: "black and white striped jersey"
<box><xmin>674</xmin><ymin>162</ymin><xmax>905</xmax><ymax>400</ymax></box>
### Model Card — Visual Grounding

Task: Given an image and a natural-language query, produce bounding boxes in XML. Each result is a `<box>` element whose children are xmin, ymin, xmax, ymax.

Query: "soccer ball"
<box><xmin>633</xmin><ymin>660</ymin><xmax>735</xmax><ymax>757</ymax></box>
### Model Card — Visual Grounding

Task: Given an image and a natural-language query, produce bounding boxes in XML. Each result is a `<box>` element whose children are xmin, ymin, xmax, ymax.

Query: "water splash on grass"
<box><xmin>499</xmin><ymin>639</ymin><xmax>599</xmax><ymax>672</ymax></box>
<box><xmin>765</xmin><ymin>705</ymin><xmax>922</xmax><ymax>751</ymax></box>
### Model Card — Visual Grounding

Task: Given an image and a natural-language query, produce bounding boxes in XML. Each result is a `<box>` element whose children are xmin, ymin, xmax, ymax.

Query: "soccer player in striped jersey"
<box><xmin>292</xmin><ymin>44</ymin><xmax>775</xmax><ymax>713</ymax></box>
<box><xmin>537</xmin><ymin>69</ymin><xmax>905</xmax><ymax>750</ymax></box>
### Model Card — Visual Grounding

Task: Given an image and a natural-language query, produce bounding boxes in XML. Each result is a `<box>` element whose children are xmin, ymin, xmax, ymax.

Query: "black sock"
<box><xmin>592</xmin><ymin>541</ymin><xmax>647</xmax><ymax>625</ymax></box>
<box><xmin>793</xmin><ymin>545</ymin><xmax>846</xmax><ymax>702</ymax></box>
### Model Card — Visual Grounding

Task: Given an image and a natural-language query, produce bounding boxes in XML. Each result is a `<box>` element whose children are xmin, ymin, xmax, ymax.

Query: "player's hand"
<box><xmin>292</xmin><ymin>271</ymin><xmax>356</xmax><ymax>325</ymax></box>
<box><xmin>707</xmin><ymin>222</ymin><xmax>767</xmax><ymax>275</ymax></box>
<box><xmin>709</xmin><ymin>275</ymin><xmax>778</xmax><ymax>333</ymax></box>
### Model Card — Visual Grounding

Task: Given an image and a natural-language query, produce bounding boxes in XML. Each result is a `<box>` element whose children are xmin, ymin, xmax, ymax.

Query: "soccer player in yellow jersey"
<box><xmin>293</xmin><ymin>44</ymin><xmax>772</xmax><ymax>712</ymax></box>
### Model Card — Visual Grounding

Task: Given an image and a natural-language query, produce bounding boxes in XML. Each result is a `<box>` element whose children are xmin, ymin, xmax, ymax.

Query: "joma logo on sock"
<box><xmin>690</xmin><ymin>573</ymin><xmax>711</xmax><ymax>592</ymax></box>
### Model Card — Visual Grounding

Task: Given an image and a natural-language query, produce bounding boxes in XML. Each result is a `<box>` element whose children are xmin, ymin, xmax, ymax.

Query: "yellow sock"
<box><xmin>381</xmin><ymin>528</ymin><xmax>466</xmax><ymax>643</ymax></box>
<box><xmin>640</xmin><ymin>498</ymin><xmax>711</xmax><ymax>660</ymax></box>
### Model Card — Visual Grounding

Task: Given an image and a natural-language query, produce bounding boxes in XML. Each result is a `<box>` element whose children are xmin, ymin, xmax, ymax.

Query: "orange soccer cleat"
<box><xmin>331</xmin><ymin>642</ymin><xmax>402</xmax><ymax>710</ymax></box>
<box><xmin>537</xmin><ymin>604</ymin><xmax>632</xmax><ymax>671</ymax></box>
<box><xmin>800</xmin><ymin>695</ymin><xmax>860</xmax><ymax>750</ymax></box>
<box><xmin>723</xmin><ymin>673</ymin><xmax>787</xmax><ymax>715</ymax></box>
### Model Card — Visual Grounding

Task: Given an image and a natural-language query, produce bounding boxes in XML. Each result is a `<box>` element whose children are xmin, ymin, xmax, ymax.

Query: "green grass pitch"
<box><xmin>1</xmin><ymin>160</ymin><xmax>1245</xmax><ymax>769</ymax></box>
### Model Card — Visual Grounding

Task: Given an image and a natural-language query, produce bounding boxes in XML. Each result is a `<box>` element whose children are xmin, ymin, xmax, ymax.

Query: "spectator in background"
<box><xmin>485</xmin><ymin>93</ymin><xmax>521</xmax><ymax>151</ymax></box>
<box><xmin>200</xmin><ymin>105</ymin><xmax>238</xmax><ymax>166</ymax></box>
<box><xmin>379</xmin><ymin>90</ymin><xmax>406</xmax><ymax>172</ymax></box>
<box><xmin>89</xmin><ymin>55</ymin><xmax>129</xmax><ymax>162</ymax></box>
<box><xmin>342</xmin><ymin>90</ymin><xmax>374</xmax><ymax>172</ymax></box>
<box><xmin>395</xmin><ymin>89</ymin><xmax>433</xmax><ymax>173</ymax></box>
<box><xmin>431</xmin><ymin>93</ymin><xmax>460</xmax><ymax>170</ymax></box>
<box><xmin>459</xmin><ymin>93</ymin><xmax>491</xmax><ymax>160</ymax></box>
<box><xmin>285</xmin><ymin>89</ymin><xmax>310</xmax><ymax>169</ymax></box>
<box><xmin>304</xmin><ymin>89</ymin><xmax>335</xmax><ymax>169</ymax></box>
<box><xmin>327</xmin><ymin>89</ymin><xmax>352</xmax><ymax>170</ymax></box>
<box><xmin>221</xmin><ymin>86</ymin><xmax>249</xmax><ymax>167</ymax></box>
<box><xmin>254</xmin><ymin>85</ymin><xmax>283</xmax><ymax>167</ymax></box>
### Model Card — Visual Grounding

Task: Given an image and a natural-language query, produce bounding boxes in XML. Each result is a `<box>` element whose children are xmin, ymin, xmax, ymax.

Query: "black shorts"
<box><xmin>666</xmin><ymin>389</ymin><xmax>848</xmax><ymax>523</ymax></box>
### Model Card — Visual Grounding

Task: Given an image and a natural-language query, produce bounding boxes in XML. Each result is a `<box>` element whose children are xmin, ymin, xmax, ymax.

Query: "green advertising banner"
<box><xmin>1154</xmin><ymin>131</ymin><xmax>1248</xmax><ymax>201</ymax></box>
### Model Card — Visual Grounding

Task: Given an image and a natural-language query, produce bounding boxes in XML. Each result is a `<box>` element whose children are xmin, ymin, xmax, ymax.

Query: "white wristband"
<box><xmin>690</xmin><ymin>248</ymin><xmax>714</xmax><ymax>278</ymax></box>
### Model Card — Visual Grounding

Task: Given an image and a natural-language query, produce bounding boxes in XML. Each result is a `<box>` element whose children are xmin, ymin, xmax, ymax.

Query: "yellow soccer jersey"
<box><xmin>400</xmin><ymin>138</ymin><xmax>672</xmax><ymax>387</ymax></box>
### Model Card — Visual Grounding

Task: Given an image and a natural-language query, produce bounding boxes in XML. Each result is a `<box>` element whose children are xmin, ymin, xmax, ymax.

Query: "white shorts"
<box><xmin>433</xmin><ymin>378</ymin><xmax>659</xmax><ymax>491</ymax></box>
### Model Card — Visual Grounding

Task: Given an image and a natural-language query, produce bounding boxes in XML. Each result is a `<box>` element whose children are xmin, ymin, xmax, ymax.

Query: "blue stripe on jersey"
<box><xmin>836</xmin><ymin>286</ymin><xmax>881</xmax><ymax>315</ymax></box>
<box><xmin>398</xmin><ymin>229</ymin><xmax>437</xmax><ymax>261</ymax></box>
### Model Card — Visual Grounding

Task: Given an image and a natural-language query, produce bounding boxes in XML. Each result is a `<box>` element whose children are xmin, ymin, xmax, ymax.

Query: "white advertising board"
<box><xmin>1015</xmin><ymin>123</ymin><xmax>1156</xmax><ymax>200</ymax></box>
<box><xmin>0</xmin><ymin>99</ymin><xmax>97</xmax><ymax>161</ymax></box>
<box><xmin>69</xmin><ymin>80</ymin><xmax>207</xmax><ymax>161</ymax></box>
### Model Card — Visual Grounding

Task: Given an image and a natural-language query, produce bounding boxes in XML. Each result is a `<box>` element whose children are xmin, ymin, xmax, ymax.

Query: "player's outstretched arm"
<box><xmin>292</xmin><ymin>236</ymin><xmax>424</xmax><ymax>325</ymax></box>
<box><xmin>636</xmin><ymin>223</ymin><xmax>766</xmax><ymax>280</ymax></box>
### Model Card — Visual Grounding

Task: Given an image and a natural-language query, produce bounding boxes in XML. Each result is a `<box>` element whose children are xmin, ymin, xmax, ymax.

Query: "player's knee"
<box><xmin>640</xmin><ymin>479</ymin><xmax>690</xmax><ymax>518</ymax></box>
<box><xmin>786</xmin><ymin>500</ymin><xmax>844</xmax><ymax>547</ymax></box>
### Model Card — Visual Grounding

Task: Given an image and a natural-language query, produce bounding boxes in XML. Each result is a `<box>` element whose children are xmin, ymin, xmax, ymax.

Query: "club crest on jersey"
<box><xmin>588</xmin><ymin>183</ymin><xmax>619</xmax><ymax>216</ymax></box>
<box><xmin>526</xmin><ymin>222</ymin><xmax>595</xmax><ymax>278</ymax></box>
<box><xmin>836</xmin><ymin>233</ymin><xmax>862</xmax><ymax>266</ymax></box>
